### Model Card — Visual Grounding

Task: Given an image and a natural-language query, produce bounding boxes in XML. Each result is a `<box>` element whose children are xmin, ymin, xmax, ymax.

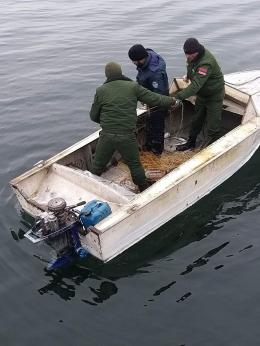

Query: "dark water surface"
<box><xmin>1</xmin><ymin>1</ymin><xmax>260</xmax><ymax>345</ymax></box>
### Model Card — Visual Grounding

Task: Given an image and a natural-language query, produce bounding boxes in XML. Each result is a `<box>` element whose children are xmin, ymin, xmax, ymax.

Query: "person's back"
<box><xmin>92</xmin><ymin>79</ymin><xmax>148</xmax><ymax>133</ymax></box>
<box><xmin>90</xmin><ymin>65</ymin><xmax>173</xmax><ymax>134</ymax></box>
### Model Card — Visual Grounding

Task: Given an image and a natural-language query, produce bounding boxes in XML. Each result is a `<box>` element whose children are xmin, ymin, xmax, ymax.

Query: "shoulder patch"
<box><xmin>197</xmin><ymin>66</ymin><xmax>208</xmax><ymax>76</ymax></box>
<box><xmin>152</xmin><ymin>81</ymin><xmax>159</xmax><ymax>89</ymax></box>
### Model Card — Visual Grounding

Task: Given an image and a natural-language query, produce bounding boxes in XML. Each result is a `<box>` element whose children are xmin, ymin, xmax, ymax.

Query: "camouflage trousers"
<box><xmin>91</xmin><ymin>131</ymin><xmax>146</xmax><ymax>187</ymax></box>
<box><xmin>189</xmin><ymin>90</ymin><xmax>225</xmax><ymax>144</ymax></box>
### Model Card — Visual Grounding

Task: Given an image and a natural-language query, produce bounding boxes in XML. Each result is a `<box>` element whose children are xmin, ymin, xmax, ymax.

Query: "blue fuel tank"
<box><xmin>79</xmin><ymin>200</ymin><xmax>112</xmax><ymax>229</ymax></box>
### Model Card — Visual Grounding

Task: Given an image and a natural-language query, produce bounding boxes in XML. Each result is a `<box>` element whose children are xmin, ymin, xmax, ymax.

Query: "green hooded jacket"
<box><xmin>176</xmin><ymin>49</ymin><xmax>224</xmax><ymax>100</ymax></box>
<box><xmin>90</xmin><ymin>77</ymin><xmax>174</xmax><ymax>133</ymax></box>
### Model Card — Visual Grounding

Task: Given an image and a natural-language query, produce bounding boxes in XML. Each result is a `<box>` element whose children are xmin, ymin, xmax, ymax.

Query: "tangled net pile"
<box><xmin>140</xmin><ymin>150</ymin><xmax>200</xmax><ymax>181</ymax></box>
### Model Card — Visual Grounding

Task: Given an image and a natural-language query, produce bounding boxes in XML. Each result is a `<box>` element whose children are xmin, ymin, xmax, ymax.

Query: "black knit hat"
<box><xmin>105</xmin><ymin>62</ymin><xmax>122</xmax><ymax>78</ymax></box>
<box><xmin>183</xmin><ymin>38</ymin><xmax>201</xmax><ymax>54</ymax></box>
<box><xmin>128</xmin><ymin>44</ymin><xmax>148</xmax><ymax>61</ymax></box>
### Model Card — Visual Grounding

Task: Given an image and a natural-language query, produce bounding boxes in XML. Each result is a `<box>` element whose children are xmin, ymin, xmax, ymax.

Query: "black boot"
<box><xmin>138</xmin><ymin>179</ymin><xmax>153</xmax><ymax>192</ymax></box>
<box><xmin>200</xmin><ymin>134</ymin><xmax>219</xmax><ymax>149</ymax></box>
<box><xmin>176</xmin><ymin>137</ymin><xmax>196</xmax><ymax>151</ymax></box>
<box><xmin>143</xmin><ymin>143</ymin><xmax>152</xmax><ymax>152</ymax></box>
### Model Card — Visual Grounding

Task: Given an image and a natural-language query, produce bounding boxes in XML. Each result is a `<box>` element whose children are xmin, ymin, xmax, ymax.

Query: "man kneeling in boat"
<box><xmin>89</xmin><ymin>62</ymin><xmax>178</xmax><ymax>192</ymax></box>
<box><xmin>175</xmin><ymin>38</ymin><xmax>225</xmax><ymax>151</ymax></box>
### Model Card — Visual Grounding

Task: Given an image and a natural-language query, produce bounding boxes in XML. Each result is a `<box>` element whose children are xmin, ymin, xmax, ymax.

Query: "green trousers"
<box><xmin>190</xmin><ymin>89</ymin><xmax>225</xmax><ymax>144</ymax></box>
<box><xmin>91</xmin><ymin>131</ymin><xmax>146</xmax><ymax>187</ymax></box>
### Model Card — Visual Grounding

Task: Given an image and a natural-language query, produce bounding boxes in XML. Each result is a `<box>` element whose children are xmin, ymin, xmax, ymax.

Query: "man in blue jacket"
<box><xmin>128</xmin><ymin>44</ymin><xmax>169</xmax><ymax>155</ymax></box>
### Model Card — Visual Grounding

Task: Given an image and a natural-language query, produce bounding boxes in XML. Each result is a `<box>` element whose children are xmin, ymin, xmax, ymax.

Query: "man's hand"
<box><xmin>183</xmin><ymin>75</ymin><xmax>189</xmax><ymax>83</ymax></box>
<box><xmin>171</xmin><ymin>98</ymin><xmax>183</xmax><ymax>110</ymax></box>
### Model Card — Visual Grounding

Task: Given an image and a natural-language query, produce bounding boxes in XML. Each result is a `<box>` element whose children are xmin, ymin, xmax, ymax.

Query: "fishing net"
<box><xmin>114</xmin><ymin>149</ymin><xmax>200</xmax><ymax>192</ymax></box>
<box><xmin>140</xmin><ymin>150</ymin><xmax>200</xmax><ymax>181</ymax></box>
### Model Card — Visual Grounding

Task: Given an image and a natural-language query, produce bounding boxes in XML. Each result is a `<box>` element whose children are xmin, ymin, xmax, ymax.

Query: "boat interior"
<box><xmin>14</xmin><ymin>81</ymin><xmax>247</xmax><ymax>215</ymax></box>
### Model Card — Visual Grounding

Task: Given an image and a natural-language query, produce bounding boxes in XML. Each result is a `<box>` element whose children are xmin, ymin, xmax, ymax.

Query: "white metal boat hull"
<box><xmin>10</xmin><ymin>70</ymin><xmax>260</xmax><ymax>262</ymax></box>
<box><xmin>83</xmin><ymin>119</ymin><xmax>260</xmax><ymax>261</ymax></box>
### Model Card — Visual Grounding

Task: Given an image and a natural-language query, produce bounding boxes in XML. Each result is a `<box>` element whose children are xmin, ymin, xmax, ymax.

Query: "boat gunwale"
<box><xmin>10</xmin><ymin>130</ymin><xmax>101</xmax><ymax>187</ymax></box>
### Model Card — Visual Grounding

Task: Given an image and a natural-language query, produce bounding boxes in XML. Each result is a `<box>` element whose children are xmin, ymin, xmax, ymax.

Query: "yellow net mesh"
<box><xmin>113</xmin><ymin>149</ymin><xmax>200</xmax><ymax>191</ymax></box>
<box><xmin>140</xmin><ymin>150</ymin><xmax>200</xmax><ymax>181</ymax></box>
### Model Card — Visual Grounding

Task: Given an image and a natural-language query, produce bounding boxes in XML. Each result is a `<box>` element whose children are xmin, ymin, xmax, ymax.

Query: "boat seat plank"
<box><xmin>26</xmin><ymin>163</ymin><xmax>136</xmax><ymax>214</ymax></box>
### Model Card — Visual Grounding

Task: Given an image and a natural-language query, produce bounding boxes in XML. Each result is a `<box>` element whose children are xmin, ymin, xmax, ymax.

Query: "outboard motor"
<box><xmin>25</xmin><ymin>198</ymin><xmax>93</xmax><ymax>270</ymax></box>
<box><xmin>25</xmin><ymin>197</ymin><xmax>112</xmax><ymax>270</ymax></box>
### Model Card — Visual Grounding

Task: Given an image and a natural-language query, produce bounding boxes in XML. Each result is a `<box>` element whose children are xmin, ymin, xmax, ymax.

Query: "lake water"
<box><xmin>1</xmin><ymin>1</ymin><xmax>260</xmax><ymax>345</ymax></box>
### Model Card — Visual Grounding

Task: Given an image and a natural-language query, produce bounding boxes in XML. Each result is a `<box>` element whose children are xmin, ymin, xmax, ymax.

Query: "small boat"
<box><xmin>10</xmin><ymin>70</ymin><xmax>260</xmax><ymax>266</ymax></box>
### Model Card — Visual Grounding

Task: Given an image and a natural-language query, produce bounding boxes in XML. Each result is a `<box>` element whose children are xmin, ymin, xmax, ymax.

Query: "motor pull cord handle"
<box><xmin>67</xmin><ymin>200</ymin><xmax>86</xmax><ymax>210</ymax></box>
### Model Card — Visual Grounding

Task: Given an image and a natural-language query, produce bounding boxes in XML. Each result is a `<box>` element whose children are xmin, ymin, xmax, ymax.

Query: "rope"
<box><xmin>169</xmin><ymin>102</ymin><xmax>184</xmax><ymax>140</ymax></box>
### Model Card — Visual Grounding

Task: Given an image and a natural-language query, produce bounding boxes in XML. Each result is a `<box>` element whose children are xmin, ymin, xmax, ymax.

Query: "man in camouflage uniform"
<box><xmin>175</xmin><ymin>38</ymin><xmax>225</xmax><ymax>151</ymax></box>
<box><xmin>90</xmin><ymin>62</ymin><xmax>177</xmax><ymax>192</ymax></box>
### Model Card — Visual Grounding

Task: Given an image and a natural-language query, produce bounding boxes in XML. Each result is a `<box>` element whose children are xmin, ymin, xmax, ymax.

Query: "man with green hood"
<box><xmin>175</xmin><ymin>38</ymin><xmax>225</xmax><ymax>151</ymax></box>
<box><xmin>90</xmin><ymin>61</ymin><xmax>177</xmax><ymax>192</ymax></box>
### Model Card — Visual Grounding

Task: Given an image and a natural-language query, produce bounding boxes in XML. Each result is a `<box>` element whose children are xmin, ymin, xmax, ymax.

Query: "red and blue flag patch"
<box><xmin>197</xmin><ymin>66</ymin><xmax>208</xmax><ymax>76</ymax></box>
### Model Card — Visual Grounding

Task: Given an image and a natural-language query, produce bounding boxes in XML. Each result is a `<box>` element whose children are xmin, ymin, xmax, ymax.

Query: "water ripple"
<box><xmin>1</xmin><ymin>1</ymin><xmax>260</xmax><ymax>345</ymax></box>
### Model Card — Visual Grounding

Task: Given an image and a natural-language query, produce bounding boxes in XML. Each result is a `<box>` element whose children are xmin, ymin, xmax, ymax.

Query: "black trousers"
<box><xmin>146</xmin><ymin>107</ymin><xmax>167</xmax><ymax>154</ymax></box>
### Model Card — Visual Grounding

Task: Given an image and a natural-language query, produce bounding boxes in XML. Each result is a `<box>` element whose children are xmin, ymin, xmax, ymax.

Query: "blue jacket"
<box><xmin>136</xmin><ymin>49</ymin><xmax>169</xmax><ymax>95</ymax></box>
